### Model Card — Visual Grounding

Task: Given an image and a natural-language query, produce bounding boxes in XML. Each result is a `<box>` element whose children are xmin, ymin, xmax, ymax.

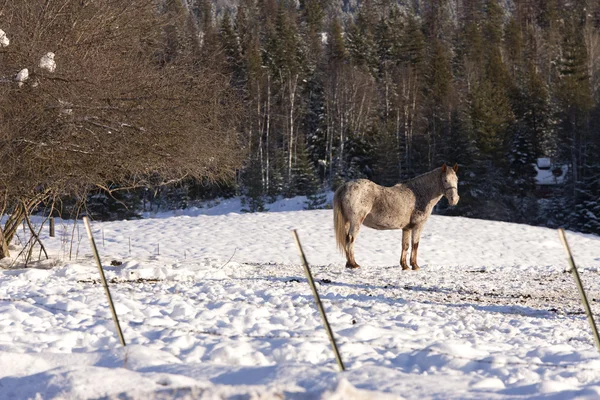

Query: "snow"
<box><xmin>0</xmin><ymin>29</ymin><xmax>8</xmax><ymax>47</ymax></box>
<box><xmin>39</xmin><ymin>52</ymin><xmax>56</xmax><ymax>73</ymax></box>
<box><xmin>537</xmin><ymin>158</ymin><xmax>551</xmax><ymax>169</ymax></box>
<box><xmin>15</xmin><ymin>68</ymin><xmax>28</xmax><ymax>87</ymax></box>
<box><xmin>2</xmin><ymin>196</ymin><xmax>600</xmax><ymax>399</ymax></box>
<box><xmin>535</xmin><ymin>163</ymin><xmax>568</xmax><ymax>185</ymax></box>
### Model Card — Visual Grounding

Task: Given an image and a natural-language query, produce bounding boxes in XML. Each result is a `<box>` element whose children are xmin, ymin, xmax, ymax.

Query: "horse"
<box><xmin>333</xmin><ymin>163</ymin><xmax>459</xmax><ymax>270</ymax></box>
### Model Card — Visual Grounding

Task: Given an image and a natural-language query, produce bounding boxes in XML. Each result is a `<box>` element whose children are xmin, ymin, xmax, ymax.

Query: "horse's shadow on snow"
<box><xmin>223</xmin><ymin>274</ymin><xmax>558</xmax><ymax>320</ymax></box>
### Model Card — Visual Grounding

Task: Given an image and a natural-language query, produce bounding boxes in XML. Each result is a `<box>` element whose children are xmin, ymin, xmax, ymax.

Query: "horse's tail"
<box><xmin>333</xmin><ymin>185</ymin><xmax>348</xmax><ymax>255</ymax></box>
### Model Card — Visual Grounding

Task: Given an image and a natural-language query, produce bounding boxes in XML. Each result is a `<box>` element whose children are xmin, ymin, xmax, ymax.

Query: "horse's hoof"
<box><xmin>345</xmin><ymin>262</ymin><xmax>360</xmax><ymax>269</ymax></box>
<box><xmin>401</xmin><ymin>265</ymin><xmax>410</xmax><ymax>270</ymax></box>
<box><xmin>412</xmin><ymin>265</ymin><xmax>420</xmax><ymax>271</ymax></box>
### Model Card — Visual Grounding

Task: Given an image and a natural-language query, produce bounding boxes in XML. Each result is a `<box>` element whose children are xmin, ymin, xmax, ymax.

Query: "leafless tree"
<box><xmin>0</xmin><ymin>0</ymin><xmax>244</xmax><ymax>259</ymax></box>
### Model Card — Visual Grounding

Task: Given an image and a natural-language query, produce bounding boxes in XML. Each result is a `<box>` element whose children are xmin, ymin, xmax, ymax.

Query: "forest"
<box><xmin>1</xmin><ymin>0</ymin><xmax>600</xmax><ymax>248</ymax></box>
<box><xmin>197</xmin><ymin>0</ymin><xmax>600</xmax><ymax>234</ymax></box>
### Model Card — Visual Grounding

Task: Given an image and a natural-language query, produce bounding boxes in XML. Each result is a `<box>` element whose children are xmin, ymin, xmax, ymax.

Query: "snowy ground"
<box><xmin>2</xmin><ymin>196</ymin><xmax>600</xmax><ymax>399</ymax></box>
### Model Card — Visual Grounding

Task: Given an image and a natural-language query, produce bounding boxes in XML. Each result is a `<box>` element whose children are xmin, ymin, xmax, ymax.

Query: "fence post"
<box><xmin>558</xmin><ymin>228</ymin><xmax>600</xmax><ymax>354</ymax></box>
<box><xmin>292</xmin><ymin>230</ymin><xmax>345</xmax><ymax>371</ymax></box>
<box><xmin>49</xmin><ymin>217</ymin><xmax>55</xmax><ymax>237</ymax></box>
<box><xmin>83</xmin><ymin>217</ymin><xmax>126</xmax><ymax>347</ymax></box>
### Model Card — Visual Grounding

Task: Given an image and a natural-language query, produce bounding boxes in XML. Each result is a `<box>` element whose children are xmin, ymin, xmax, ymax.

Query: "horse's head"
<box><xmin>441</xmin><ymin>163</ymin><xmax>460</xmax><ymax>206</ymax></box>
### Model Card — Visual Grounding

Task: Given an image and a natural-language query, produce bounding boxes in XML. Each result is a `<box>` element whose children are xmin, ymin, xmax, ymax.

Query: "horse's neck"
<box><xmin>402</xmin><ymin>170</ymin><xmax>442</xmax><ymax>200</ymax></box>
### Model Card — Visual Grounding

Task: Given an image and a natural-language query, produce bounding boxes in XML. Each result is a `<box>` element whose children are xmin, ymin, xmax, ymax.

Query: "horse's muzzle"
<box><xmin>447</xmin><ymin>194</ymin><xmax>460</xmax><ymax>206</ymax></box>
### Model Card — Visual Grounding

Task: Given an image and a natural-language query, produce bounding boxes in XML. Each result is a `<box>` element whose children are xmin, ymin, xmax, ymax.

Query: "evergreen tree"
<box><xmin>402</xmin><ymin>15</ymin><xmax>426</xmax><ymax>67</ymax></box>
<box><xmin>327</xmin><ymin>17</ymin><xmax>346</xmax><ymax>63</ymax></box>
<box><xmin>374</xmin><ymin>16</ymin><xmax>392</xmax><ymax>79</ymax></box>
<box><xmin>519</xmin><ymin>61</ymin><xmax>555</xmax><ymax>157</ymax></box>
<box><xmin>345</xmin><ymin>9</ymin><xmax>377</xmax><ymax>74</ymax></box>
<box><xmin>219</xmin><ymin>11</ymin><xmax>245</xmax><ymax>88</ymax></box>
<box><xmin>291</xmin><ymin>135</ymin><xmax>321</xmax><ymax>197</ymax></box>
<box><xmin>303</xmin><ymin>75</ymin><xmax>328</xmax><ymax>181</ymax></box>
<box><xmin>554</xmin><ymin>13</ymin><xmax>594</xmax><ymax>231</ymax></box>
<box><xmin>372</xmin><ymin>127</ymin><xmax>401</xmax><ymax>186</ymax></box>
<box><xmin>342</xmin><ymin>134</ymin><xmax>375</xmax><ymax>181</ymax></box>
<box><xmin>240</xmin><ymin>158</ymin><xmax>267</xmax><ymax>212</ymax></box>
<box><xmin>505</xmin><ymin>123</ymin><xmax>539</xmax><ymax>223</ymax></box>
<box><xmin>470</xmin><ymin>76</ymin><xmax>513</xmax><ymax>160</ymax></box>
<box><xmin>441</xmin><ymin>112</ymin><xmax>477</xmax><ymax>217</ymax></box>
<box><xmin>424</xmin><ymin>38</ymin><xmax>453</xmax><ymax>168</ymax></box>
<box><xmin>305</xmin><ymin>189</ymin><xmax>328</xmax><ymax>210</ymax></box>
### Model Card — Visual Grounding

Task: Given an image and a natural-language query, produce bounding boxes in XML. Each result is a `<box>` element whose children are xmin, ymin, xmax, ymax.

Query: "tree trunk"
<box><xmin>0</xmin><ymin>228</ymin><xmax>9</xmax><ymax>259</ymax></box>
<box><xmin>265</xmin><ymin>74</ymin><xmax>271</xmax><ymax>193</ymax></box>
<box><xmin>287</xmin><ymin>74</ymin><xmax>298</xmax><ymax>185</ymax></box>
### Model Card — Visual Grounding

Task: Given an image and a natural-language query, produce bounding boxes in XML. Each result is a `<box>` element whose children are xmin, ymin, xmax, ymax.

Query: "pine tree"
<box><xmin>519</xmin><ymin>61</ymin><xmax>555</xmax><ymax>157</ymax></box>
<box><xmin>470</xmin><ymin>76</ymin><xmax>513</xmax><ymax>160</ymax></box>
<box><xmin>291</xmin><ymin>135</ymin><xmax>321</xmax><ymax>197</ymax></box>
<box><xmin>293</xmin><ymin>137</ymin><xmax>327</xmax><ymax>210</ymax></box>
<box><xmin>374</xmin><ymin>16</ymin><xmax>392</xmax><ymax>79</ymax></box>
<box><xmin>402</xmin><ymin>15</ymin><xmax>426</xmax><ymax>67</ymax></box>
<box><xmin>372</xmin><ymin>127</ymin><xmax>401</xmax><ymax>186</ymax></box>
<box><xmin>342</xmin><ymin>134</ymin><xmax>375</xmax><ymax>181</ymax></box>
<box><xmin>554</xmin><ymin>12</ymin><xmax>594</xmax><ymax>231</ymax></box>
<box><xmin>240</xmin><ymin>158</ymin><xmax>267</xmax><ymax>212</ymax></box>
<box><xmin>424</xmin><ymin>38</ymin><xmax>453</xmax><ymax>168</ymax></box>
<box><xmin>219</xmin><ymin>11</ymin><xmax>245</xmax><ymax>88</ymax></box>
<box><xmin>505</xmin><ymin>123</ymin><xmax>539</xmax><ymax>223</ymax></box>
<box><xmin>327</xmin><ymin>17</ymin><xmax>346</xmax><ymax>63</ymax></box>
<box><xmin>436</xmin><ymin>111</ymin><xmax>478</xmax><ymax>216</ymax></box>
<box><xmin>303</xmin><ymin>75</ymin><xmax>328</xmax><ymax>181</ymax></box>
<box><xmin>345</xmin><ymin>8</ymin><xmax>376</xmax><ymax>74</ymax></box>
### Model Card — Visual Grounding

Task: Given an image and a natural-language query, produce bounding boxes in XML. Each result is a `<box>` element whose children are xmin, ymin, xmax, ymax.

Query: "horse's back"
<box><xmin>338</xmin><ymin>179</ymin><xmax>416</xmax><ymax>230</ymax></box>
<box><xmin>337</xmin><ymin>179</ymin><xmax>381</xmax><ymax>205</ymax></box>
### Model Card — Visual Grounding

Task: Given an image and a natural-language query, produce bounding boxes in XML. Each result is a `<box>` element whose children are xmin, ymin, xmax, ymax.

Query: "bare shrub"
<box><xmin>0</xmin><ymin>0</ymin><xmax>243</xmax><ymax>259</ymax></box>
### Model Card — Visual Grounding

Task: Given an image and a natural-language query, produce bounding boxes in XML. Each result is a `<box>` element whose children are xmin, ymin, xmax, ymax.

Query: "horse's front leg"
<box><xmin>400</xmin><ymin>229</ymin><xmax>410</xmax><ymax>270</ymax></box>
<box><xmin>410</xmin><ymin>226</ymin><xmax>424</xmax><ymax>271</ymax></box>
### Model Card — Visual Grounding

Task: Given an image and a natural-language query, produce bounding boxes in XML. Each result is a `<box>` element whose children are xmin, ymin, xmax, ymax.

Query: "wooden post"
<box><xmin>83</xmin><ymin>217</ymin><xmax>126</xmax><ymax>347</ymax></box>
<box><xmin>292</xmin><ymin>230</ymin><xmax>345</xmax><ymax>371</ymax></box>
<box><xmin>558</xmin><ymin>228</ymin><xmax>600</xmax><ymax>354</ymax></box>
<box><xmin>49</xmin><ymin>217</ymin><xmax>55</xmax><ymax>237</ymax></box>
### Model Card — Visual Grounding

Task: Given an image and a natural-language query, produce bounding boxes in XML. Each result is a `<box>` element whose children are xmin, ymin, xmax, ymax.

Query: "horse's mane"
<box><xmin>395</xmin><ymin>167</ymin><xmax>444</xmax><ymax>201</ymax></box>
<box><xmin>403</xmin><ymin>167</ymin><xmax>442</xmax><ymax>185</ymax></box>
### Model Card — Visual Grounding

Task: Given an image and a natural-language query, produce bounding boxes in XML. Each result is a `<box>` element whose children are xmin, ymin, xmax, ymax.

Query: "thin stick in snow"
<box><xmin>219</xmin><ymin>248</ymin><xmax>237</xmax><ymax>269</ymax></box>
<box><xmin>83</xmin><ymin>217</ymin><xmax>126</xmax><ymax>347</ymax></box>
<box><xmin>558</xmin><ymin>228</ymin><xmax>600</xmax><ymax>354</ymax></box>
<box><xmin>292</xmin><ymin>229</ymin><xmax>345</xmax><ymax>372</ymax></box>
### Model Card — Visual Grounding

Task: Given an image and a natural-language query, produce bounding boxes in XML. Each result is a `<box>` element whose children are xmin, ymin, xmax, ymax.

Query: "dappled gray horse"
<box><xmin>334</xmin><ymin>164</ymin><xmax>459</xmax><ymax>270</ymax></box>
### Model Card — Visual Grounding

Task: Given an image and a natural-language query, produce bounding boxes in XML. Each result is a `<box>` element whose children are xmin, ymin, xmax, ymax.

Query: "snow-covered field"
<box><xmin>2</xmin><ymin>196</ymin><xmax>600</xmax><ymax>399</ymax></box>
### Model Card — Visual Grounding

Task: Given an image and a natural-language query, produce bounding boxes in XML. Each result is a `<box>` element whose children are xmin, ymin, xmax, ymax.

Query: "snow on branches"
<box><xmin>0</xmin><ymin>29</ymin><xmax>8</xmax><ymax>47</ymax></box>
<box><xmin>14</xmin><ymin>68</ymin><xmax>28</xmax><ymax>86</ymax></box>
<box><xmin>39</xmin><ymin>52</ymin><xmax>56</xmax><ymax>72</ymax></box>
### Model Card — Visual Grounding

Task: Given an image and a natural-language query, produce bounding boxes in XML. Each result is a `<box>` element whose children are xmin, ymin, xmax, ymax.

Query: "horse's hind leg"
<box><xmin>410</xmin><ymin>226</ymin><xmax>424</xmax><ymax>271</ymax></box>
<box><xmin>345</xmin><ymin>221</ymin><xmax>362</xmax><ymax>269</ymax></box>
<box><xmin>400</xmin><ymin>229</ymin><xmax>410</xmax><ymax>270</ymax></box>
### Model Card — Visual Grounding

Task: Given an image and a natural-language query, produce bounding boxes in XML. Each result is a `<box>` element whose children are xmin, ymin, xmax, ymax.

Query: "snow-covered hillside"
<box><xmin>1</xmin><ymin>197</ymin><xmax>600</xmax><ymax>399</ymax></box>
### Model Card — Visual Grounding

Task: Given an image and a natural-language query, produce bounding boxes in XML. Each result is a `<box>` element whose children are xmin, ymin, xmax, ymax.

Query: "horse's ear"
<box><xmin>453</xmin><ymin>163</ymin><xmax>458</xmax><ymax>173</ymax></box>
<box><xmin>441</xmin><ymin>163</ymin><xmax>447</xmax><ymax>173</ymax></box>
